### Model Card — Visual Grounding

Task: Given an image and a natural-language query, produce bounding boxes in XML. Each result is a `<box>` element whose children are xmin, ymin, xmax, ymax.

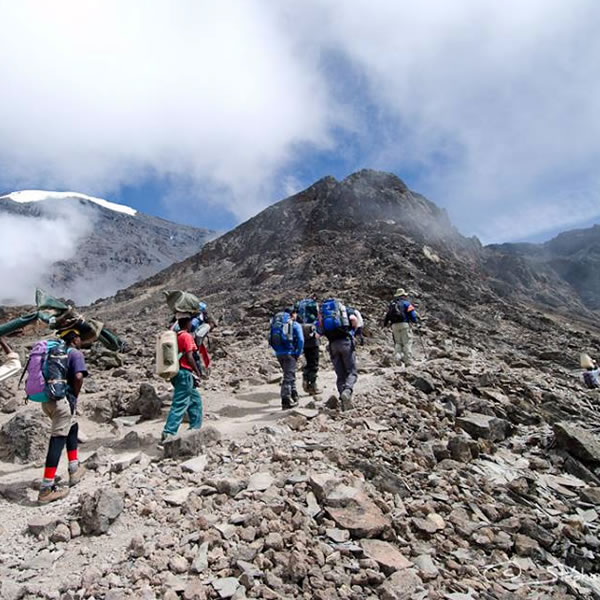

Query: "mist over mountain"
<box><xmin>0</xmin><ymin>191</ymin><xmax>216</xmax><ymax>305</ymax></box>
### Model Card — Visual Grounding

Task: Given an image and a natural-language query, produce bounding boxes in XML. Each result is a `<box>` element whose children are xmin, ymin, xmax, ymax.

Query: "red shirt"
<box><xmin>177</xmin><ymin>331</ymin><xmax>197</xmax><ymax>372</ymax></box>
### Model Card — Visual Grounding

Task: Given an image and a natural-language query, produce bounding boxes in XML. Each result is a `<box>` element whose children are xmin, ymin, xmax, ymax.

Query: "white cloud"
<box><xmin>0</xmin><ymin>1</ymin><xmax>337</xmax><ymax>220</ymax></box>
<box><xmin>0</xmin><ymin>203</ymin><xmax>93</xmax><ymax>304</ymax></box>
<box><xmin>0</xmin><ymin>1</ymin><xmax>599</xmax><ymax>242</ymax></box>
<box><xmin>294</xmin><ymin>0</ymin><xmax>600</xmax><ymax>242</ymax></box>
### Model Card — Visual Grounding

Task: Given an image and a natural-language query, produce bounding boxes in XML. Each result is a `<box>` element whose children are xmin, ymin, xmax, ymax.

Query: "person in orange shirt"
<box><xmin>162</xmin><ymin>316</ymin><xmax>204</xmax><ymax>440</ymax></box>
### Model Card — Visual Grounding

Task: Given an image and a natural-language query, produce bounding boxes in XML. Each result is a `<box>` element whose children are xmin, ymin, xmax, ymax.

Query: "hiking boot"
<box><xmin>302</xmin><ymin>379</ymin><xmax>309</xmax><ymax>393</ymax></box>
<box><xmin>307</xmin><ymin>383</ymin><xmax>321</xmax><ymax>395</ymax></box>
<box><xmin>38</xmin><ymin>485</ymin><xmax>69</xmax><ymax>504</ymax></box>
<box><xmin>282</xmin><ymin>398</ymin><xmax>298</xmax><ymax>410</ymax></box>
<box><xmin>291</xmin><ymin>391</ymin><xmax>299</xmax><ymax>402</ymax></box>
<box><xmin>158</xmin><ymin>433</ymin><xmax>175</xmax><ymax>448</ymax></box>
<box><xmin>69</xmin><ymin>465</ymin><xmax>85</xmax><ymax>487</ymax></box>
<box><xmin>340</xmin><ymin>389</ymin><xmax>353</xmax><ymax>411</ymax></box>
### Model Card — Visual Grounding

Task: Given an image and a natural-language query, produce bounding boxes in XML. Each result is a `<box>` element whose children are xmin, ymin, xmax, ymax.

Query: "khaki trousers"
<box><xmin>392</xmin><ymin>322</ymin><xmax>413</xmax><ymax>365</ymax></box>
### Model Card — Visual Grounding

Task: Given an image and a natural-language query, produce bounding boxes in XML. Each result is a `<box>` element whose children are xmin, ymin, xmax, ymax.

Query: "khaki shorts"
<box><xmin>42</xmin><ymin>398</ymin><xmax>76</xmax><ymax>437</ymax></box>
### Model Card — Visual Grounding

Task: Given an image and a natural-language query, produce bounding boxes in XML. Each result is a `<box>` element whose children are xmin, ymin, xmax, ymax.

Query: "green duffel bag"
<box><xmin>164</xmin><ymin>290</ymin><xmax>200</xmax><ymax>315</ymax></box>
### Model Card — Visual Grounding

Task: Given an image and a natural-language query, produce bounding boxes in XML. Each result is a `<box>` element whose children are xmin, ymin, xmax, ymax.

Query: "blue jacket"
<box><xmin>273</xmin><ymin>320</ymin><xmax>304</xmax><ymax>357</ymax></box>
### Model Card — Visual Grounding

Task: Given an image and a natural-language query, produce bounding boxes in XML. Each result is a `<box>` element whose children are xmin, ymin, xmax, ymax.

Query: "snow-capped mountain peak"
<box><xmin>3</xmin><ymin>190</ymin><xmax>137</xmax><ymax>216</ymax></box>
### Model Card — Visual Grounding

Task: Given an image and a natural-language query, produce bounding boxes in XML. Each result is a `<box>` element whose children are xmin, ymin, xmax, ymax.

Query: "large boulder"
<box><xmin>0</xmin><ymin>409</ymin><xmax>49</xmax><ymax>463</ymax></box>
<box><xmin>456</xmin><ymin>412</ymin><xmax>511</xmax><ymax>441</ymax></box>
<box><xmin>126</xmin><ymin>383</ymin><xmax>163</xmax><ymax>421</ymax></box>
<box><xmin>79</xmin><ymin>488</ymin><xmax>124</xmax><ymax>535</ymax></box>
<box><xmin>163</xmin><ymin>426</ymin><xmax>222</xmax><ymax>459</ymax></box>
<box><xmin>554</xmin><ymin>422</ymin><xmax>600</xmax><ymax>465</ymax></box>
<box><xmin>309</xmin><ymin>474</ymin><xmax>391</xmax><ymax>538</ymax></box>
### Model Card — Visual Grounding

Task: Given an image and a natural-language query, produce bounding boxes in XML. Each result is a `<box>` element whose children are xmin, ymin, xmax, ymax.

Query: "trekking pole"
<box><xmin>414</xmin><ymin>325</ymin><xmax>428</xmax><ymax>359</ymax></box>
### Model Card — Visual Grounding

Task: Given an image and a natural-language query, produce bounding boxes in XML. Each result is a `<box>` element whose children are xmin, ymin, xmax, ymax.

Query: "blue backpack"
<box><xmin>269</xmin><ymin>312</ymin><xmax>294</xmax><ymax>352</ymax></box>
<box><xmin>296</xmin><ymin>299</ymin><xmax>319</xmax><ymax>325</ymax></box>
<box><xmin>320</xmin><ymin>299</ymin><xmax>349</xmax><ymax>338</ymax></box>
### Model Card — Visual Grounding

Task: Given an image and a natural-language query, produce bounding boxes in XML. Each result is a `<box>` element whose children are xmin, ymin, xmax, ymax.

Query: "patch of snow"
<box><xmin>3</xmin><ymin>190</ymin><xmax>137</xmax><ymax>216</ymax></box>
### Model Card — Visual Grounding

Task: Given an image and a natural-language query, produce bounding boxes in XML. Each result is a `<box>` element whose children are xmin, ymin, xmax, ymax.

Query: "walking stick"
<box><xmin>414</xmin><ymin>324</ymin><xmax>428</xmax><ymax>359</ymax></box>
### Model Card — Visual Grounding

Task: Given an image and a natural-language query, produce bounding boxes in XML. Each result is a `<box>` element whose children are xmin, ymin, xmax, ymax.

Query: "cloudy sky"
<box><xmin>1</xmin><ymin>0</ymin><xmax>599</xmax><ymax>244</ymax></box>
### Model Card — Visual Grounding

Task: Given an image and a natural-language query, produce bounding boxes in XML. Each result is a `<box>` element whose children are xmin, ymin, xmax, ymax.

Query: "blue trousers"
<box><xmin>163</xmin><ymin>369</ymin><xmax>202</xmax><ymax>436</ymax></box>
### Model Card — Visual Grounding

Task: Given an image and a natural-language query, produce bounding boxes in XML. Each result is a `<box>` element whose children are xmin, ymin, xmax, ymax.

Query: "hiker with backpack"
<box><xmin>383</xmin><ymin>288</ymin><xmax>418</xmax><ymax>366</ymax></box>
<box><xmin>295</xmin><ymin>298</ymin><xmax>321</xmax><ymax>395</ymax></box>
<box><xmin>347</xmin><ymin>307</ymin><xmax>365</xmax><ymax>345</ymax></box>
<box><xmin>581</xmin><ymin>353</ymin><xmax>600</xmax><ymax>389</ymax></box>
<box><xmin>162</xmin><ymin>316</ymin><xmax>204</xmax><ymax>440</ymax></box>
<box><xmin>172</xmin><ymin>301</ymin><xmax>215</xmax><ymax>376</ymax></box>
<box><xmin>34</xmin><ymin>328</ymin><xmax>88</xmax><ymax>503</ymax></box>
<box><xmin>269</xmin><ymin>306</ymin><xmax>304</xmax><ymax>409</ymax></box>
<box><xmin>0</xmin><ymin>337</ymin><xmax>21</xmax><ymax>383</ymax></box>
<box><xmin>318</xmin><ymin>298</ymin><xmax>359</xmax><ymax>411</ymax></box>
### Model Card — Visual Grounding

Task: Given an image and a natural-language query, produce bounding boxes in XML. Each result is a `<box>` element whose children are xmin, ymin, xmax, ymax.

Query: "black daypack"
<box><xmin>389</xmin><ymin>299</ymin><xmax>406</xmax><ymax>323</ymax></box>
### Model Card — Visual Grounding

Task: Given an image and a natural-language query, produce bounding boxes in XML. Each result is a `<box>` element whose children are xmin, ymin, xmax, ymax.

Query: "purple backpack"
<box><xmin>24</xmin><ymin>340</ymin><xmax>69</xmax><ymax>402</ymax></box>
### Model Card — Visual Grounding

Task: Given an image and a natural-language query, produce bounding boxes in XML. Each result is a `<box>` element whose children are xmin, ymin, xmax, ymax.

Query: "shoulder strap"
<box><xmin>17</xmin><ymin>355</ymin><xmax>31</xmax><ymax>388</ymax></box>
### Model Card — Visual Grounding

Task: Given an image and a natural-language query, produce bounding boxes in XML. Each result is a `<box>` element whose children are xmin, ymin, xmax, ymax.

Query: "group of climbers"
<box><xmin>268</xmin><ymin>291</ymin><xmax>413</xmax><ymax>411</ymax></box>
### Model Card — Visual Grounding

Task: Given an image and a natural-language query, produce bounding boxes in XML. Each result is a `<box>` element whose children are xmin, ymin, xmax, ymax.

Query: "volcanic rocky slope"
<box><xmin>0</xmin><ymin>193</ymin><xmax>215</xmax><ymax>304</ymax></box>
<box><xmin>488</xmin><ymin>224</ymin><xmax>600</xmax><ymax>311</ymax></box>
<box><xmin>1</xmin><ymin>170</ymin><xmax>600</xmax><ymax>599</ymax></box>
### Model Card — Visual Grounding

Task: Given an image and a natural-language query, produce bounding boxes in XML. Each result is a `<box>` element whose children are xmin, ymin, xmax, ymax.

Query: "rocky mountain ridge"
<box><xmin>0</xmin><ymin>191</ymin><xmax>216</xmax><ymax>305</ymax></box>
<box><xmin>488</xmin><ymin>224</ymin><xmax>600</xmax><ymax>311</ymax></box>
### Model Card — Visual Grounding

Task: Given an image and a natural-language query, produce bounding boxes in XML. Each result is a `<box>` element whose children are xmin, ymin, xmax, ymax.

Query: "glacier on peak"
<box><xmin>2</xmin><ymin>190</ymin><xmax>137</xmax><ymax>216</ymax></box>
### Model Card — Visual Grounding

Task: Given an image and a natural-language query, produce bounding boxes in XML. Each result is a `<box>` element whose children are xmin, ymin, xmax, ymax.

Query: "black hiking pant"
<box><xmin>277</xmin><ymin>355</ymin><xmax>298</xmax><ymax>402</ymax></box>
<box><xmin>303</xmin><ymin>346</ymin><xmax>319</xmax><ymax>387</ymax></box>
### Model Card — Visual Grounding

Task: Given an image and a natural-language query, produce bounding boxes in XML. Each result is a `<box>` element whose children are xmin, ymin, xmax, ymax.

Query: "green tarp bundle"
<box><xmin>0</xmin><ymin>289</ymin><xmax>124</xmax><ymax>352</ymax></box>
<box><xmin>164</xmin><ymin>290</ymin><xmax>200</xmax><ymax>315</ymax></box>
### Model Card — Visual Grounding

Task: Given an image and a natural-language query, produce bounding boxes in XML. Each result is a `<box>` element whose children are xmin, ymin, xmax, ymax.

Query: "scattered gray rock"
<box><xmin>378</xmin><ymin>568</ymin><xmax>423</xmax><ymax>600</ymax></box>
<box><xmin>181</xmin><ymin>454</ymin><xmax>208</xmax><ymax>474</ymax></box>
<box><xmin>212</xmin><ymin>577</ymin><xmax>240</xmax><ymax>599</ymax></box>
<box><xmin>28</xmin><ymin>516</ymin><xmax>59</xmax><ymax>538</ymax></box>
<box><xmin>360</xmin><ymin>539</ymin><xmax>412</xmax><ymax>574</ymax></box>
